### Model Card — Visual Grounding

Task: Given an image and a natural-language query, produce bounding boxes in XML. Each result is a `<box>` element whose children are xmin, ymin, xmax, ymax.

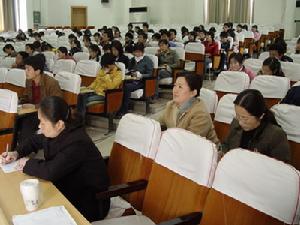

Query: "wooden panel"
<box><xmin>289</xmin><ymin>140</ymin><xmax>300</xmax><ymax>170</ymax></box>
<box><xmin>142</xmin><ymin>163</ymin><xmax>209</xmax><ymax>224</ymax></box>
<box><xmin>0</xmin><ymin>134</ymin><xmax>13</xmax><ymax>154</ymax></box>
<box><xmin>144</xmin><ymin>79</ymin><xmax>156</xmax><ymax>98</ymax></box>
<box><xmin>185</xmin><ymin>53</ymin><xmax>205</xmax><ymax>61</ymax></box>
<box><xmin>0</xmin><ymin>111</ymin><xmax>15</xmax><ymax>129</ymax></box>
<box><xmin>63</xmin><ymin>91</ymin><xmax>78</xmax><ymax>106</ymax></box>
<box><xmin>2</xmin><ymin>83</ymin><xmax>25</xmax><ymax>97</ymax></box>
<box><xmin>106</xmin><ymin>91</ymin><xmax>123</xmax><ymax>113</ymax></box>
<box><xmin>71</xmin><ymin>7</ymin><xmax>87</xmax><ymax>27</ymax></box>
<box><xmin>264</xmin><ymin>98</ymin><xmax>280</xmax><ymax>109</ymax></box>
<box><xmin>0</xmin><ymin>170</ymin><xmax>90</xmax><ymax>225</ymax></box>
<box><xmin>80</xmin><ymin>76</ymin><xmax>95</xmax><ymax>87</ymax></box>
<box><xmin>213</xmin><ymin>55</ymin><xmax>221</xmax><ymax>70</ymax></box>
<box><xmin>108</xmin><ymin>143</ymin><xmax>154</xmax><ymax>210</ymax></box>
<box><xmin>214</xmin><ymin>121</ymin><xmax>230</xmax><ymax>143</ymax></box>
<box><xmin>200</xmin><ymin>189</ymin><xmax>283</xmax><ymax>225</ymax></box>
<box><xmin>86</xmin><ymin>103</ymin><xmax>105</xmax><ymax>114</ymax></box>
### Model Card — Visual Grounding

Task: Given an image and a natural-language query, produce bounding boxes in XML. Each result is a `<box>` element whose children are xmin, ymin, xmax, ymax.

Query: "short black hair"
<box><xmin>269</xmin><ymin>43</ymin><xmax>285</xmax><ymax>55</ymax></box>
<box><xmin>133</xmin><ymin>43</ymin><xmax>145</xmax><ymax>52</ymax></box>
<box><xmin>58</xmin><ymin>47</ymin><xmax>68</xmax><ymax>55</ymax></box>
<box><xmin>101</xmin><ymin>53</ymin><xmax>116</xmax><ymax>67</ymax></box>
<box><xmin>229</xmin><ymin>53</ymin><xmax>244</xmax><ymax>65</ymax></box>
<box><xmin>143</xmin><ymin>23</ymin><xmax>149</xmax><ymax>29</ymax></box>
<box><xmin>33</xmin><ymin>32</ymin><xmax>41</xmax><ymax>38</ymax></box>
<box><xmin>24</xmin><ymin>54</ymin><xmax>46</xmax><ymax>73</ymax></box>
<box><xmin>220</xmin><ymin>31</ymin><xmax>228</xmax><ymax>38</ymax></box>
<box><xmin>262</xmin><ymin>57</ymin><xmax>285</xmax><ymax>77</ymax></box>
<box><xmin>111</xmin><ymin>40</ymin><xmax>124</xmax><ymax>55</ymax></box>
<box><xmin>102</xmin><ymin>44</ymin><xmax>111</xmax><ymax>52</ymax></box>
<box><xmin>68</xmin><ymin>34</ymin><xmax>77</xmax><ymax>40</ymax></box>
<box><xmin>17</xmin><ymin>51</ymin><xmax>29</xmax><ymax>60</ymax></box>
<box><xmin>25</xmin><ymin>43</ymin><xmax>34</xmax><ymax>51</ymax></box>
<box><xmin>152</xmin><ymin>33</ymin><xmax>161</xmax><ymax>40</ymax></box>
<box><xmin>138</xmin><ymin>31</ymin><xmax>148</xmax><ymax>40</ymax></box>
<box><xmin>125</xmin><ymin>32</ymin><xmax>134</xmax><ymax>39</ymax></box>
<box><xmin>158</xmin><ymin>39</ymin><xmax>169</xmax><ymax>47</ymax></box>
<box><xmin>3</xmin><ymin>44</ymin><xmax>14</xmax><ymax>51</ymax></box>
<box><xmin>32</xmin><ymin>41</ymin><xmax>41</xmax><ymax>50</ymax></box>
<box><xmin>169</xmin><ymin>29</ymin><xmax>177</xmax><ymax>35</ymax></box>
<box><xmin>93</xmin><ymin>32</ymin><xmax>100</xmax><ymax>37</ymax></box>
<box><xmin>176</xmin><ymin>72</ymin><xmax>203</xmax><ymax>97</ymax></box>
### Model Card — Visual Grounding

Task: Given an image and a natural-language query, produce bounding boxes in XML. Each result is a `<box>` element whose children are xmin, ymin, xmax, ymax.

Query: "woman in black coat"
<box><xmin>1</xmin><ymin>96</ymin><xmax>110</xmax><ymax>222</ymax></box>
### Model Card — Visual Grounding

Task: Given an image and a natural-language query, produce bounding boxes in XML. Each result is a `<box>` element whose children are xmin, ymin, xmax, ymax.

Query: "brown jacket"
<box><xmin>159</xmin><ymin>98</ymin><xmax>220</xmax><ymax>144</ymax></box>
<box><xmin>22</xmin><ymin>74</ymin><xmax>63</xmax><ymax>104</ymax></box>
<box><xmin>222</xmin><ymin>119</ymin><xmax>291</xmax><ymax>163</ymax></box>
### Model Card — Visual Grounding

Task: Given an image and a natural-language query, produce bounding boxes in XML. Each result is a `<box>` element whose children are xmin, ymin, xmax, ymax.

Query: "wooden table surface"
<box><xmin>0</xmin><ymin>170</ymin><xmax>91</xmax><ymax>225</ymax></box>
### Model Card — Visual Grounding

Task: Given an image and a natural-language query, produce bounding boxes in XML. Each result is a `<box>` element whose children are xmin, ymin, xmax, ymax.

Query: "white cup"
<box><xmin>20</xmin><ymin>179</ymin><xmax>40</xmax><ymax>212</ymax></box>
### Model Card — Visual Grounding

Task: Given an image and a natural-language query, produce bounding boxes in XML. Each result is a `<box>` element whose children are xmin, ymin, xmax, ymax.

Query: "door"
<box><xmin>71</xmin><ymin>6</ymin><xmax>87</xmax><ymax>27</ymax></box>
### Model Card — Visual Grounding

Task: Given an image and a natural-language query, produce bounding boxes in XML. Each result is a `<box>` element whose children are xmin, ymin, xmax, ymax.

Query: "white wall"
<box><xmin>26</xmin><ymin>0</ymin><xmax>296</xmax><ymax>38</ymax></box>
<box><xmin>253</xmin><ymin>0</ymin><xmax>296</xmax><ymax>39</ymax></box>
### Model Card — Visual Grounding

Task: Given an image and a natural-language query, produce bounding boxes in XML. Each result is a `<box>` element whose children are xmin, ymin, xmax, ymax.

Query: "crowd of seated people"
<box><xmin>0</xmin><ymin>21</ymin><xmax>299</xmax><ymax>224</ymax></box>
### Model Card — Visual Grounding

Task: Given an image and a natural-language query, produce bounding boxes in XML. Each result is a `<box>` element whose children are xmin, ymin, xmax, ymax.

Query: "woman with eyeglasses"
<box><xmin>221</xmin><ymin>89</ymin><xmax>290</xmax><ymax>163</ymax></box>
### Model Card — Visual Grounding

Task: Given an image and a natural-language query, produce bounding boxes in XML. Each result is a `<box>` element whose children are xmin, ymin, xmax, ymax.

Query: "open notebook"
<box><xmin>12</xmin><ymin>206</ymin><xmax>77</xmax><ymax>225</ymax></box>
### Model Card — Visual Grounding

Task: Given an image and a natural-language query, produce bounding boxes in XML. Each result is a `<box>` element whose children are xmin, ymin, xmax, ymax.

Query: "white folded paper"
<box><xmin>12</xmin><ymin>206</ymin><xmax>77</xmax><ymax>225</ymax></box>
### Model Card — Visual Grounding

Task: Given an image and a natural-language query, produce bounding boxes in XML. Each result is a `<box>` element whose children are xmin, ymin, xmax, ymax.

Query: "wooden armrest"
<box><xmin>96</xmin><ymin>179</ymin><xmax>148</xmax><ymax>200</ymax></box>
<box><xmin>158</xmin><ymin>212</ymin><xmax>202</xmax><ymax>225</ymax></box>
<box><xmin>105</xmin><ymin>88</ymin><xmax>123</xmax><ymax>94</ymax></box>
<box><xmin>142</xmin><ymin>76</ymin><xmax>156</xmax><ymax>81</ymax></box>
<box><xmin>0</xmin><ymin>128</ymin><xmax>14</xmax><ymax>135</ymax></box>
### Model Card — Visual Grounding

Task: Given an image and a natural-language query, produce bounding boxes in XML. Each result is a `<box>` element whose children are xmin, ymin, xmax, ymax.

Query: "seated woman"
<box><xmin>18</xmin><ymin>54</ymin><xmax>63</xmax><ymax>143</ymax></box>
<box><xmin>222</xmin><ymin>89</ymin><xmax>290</xmax><ymax>162</ymax></box>
<box><xmin>88</xmin><ymin>44</ymin><xmax>101</xmax><ymax>62</ymax></box>
<box><xmin>228</xmin><ymin>53</ymin><xmax>256</xmax><ymax>80</ymax></box>
<box><xmin>257</xmin><ymin>57</ymin><xmax>285</xmax><ymax>77</ymax></box>
<box><xmin>156</xmin><ymin>39</ymin><xmax>179</xmax><ymax>80</ymax></box>
<box><xmin>119</xmin><ymin>43</ymin><xmax>154</xmax><ymax>115</ymax></box>
<box><xmin>57</xmin><ymin>47</ymin><xmax>74</xmax><ymax>60</ymax></box>
<box><xmin>3</xmin><ymin>44</ymin><xmax>17</xmax><ymax>57</ymax></box>
<box><xmin>158</xmin><ymin>72</ymin><xmax>219</xmax><ymax>144</ymax></box>
<box><xmin>77</xmin><ymin>53</ymin><xmax>122</xmax><ymax>120</ymax></box>
<box><xmin>69</xmin><ymin>40</ymin><xmax>82</xmax><ymax>56</ymax></box>
<box><xmin>1</xmin><ymin>96</ymin><xmax>110</xmax><ymax>222</ymax></box>
<box><xmin>11</xmin><ymin>51</ymin><xmax>29</xmax><ymax>69</ymax></box>
<box><xmin>25</xmin><ymin>43</ymin><xmax>36</xmax><ymax>56</ymax></box>
<box><xmin>111</xmin><ymin>40</ymin><xmax>129</xmax><ymax>68</ymax></box>
<box><xmin>203</xmin><ymin>31</ymin><xmax>219</xmax><ymax>71</ymax></box>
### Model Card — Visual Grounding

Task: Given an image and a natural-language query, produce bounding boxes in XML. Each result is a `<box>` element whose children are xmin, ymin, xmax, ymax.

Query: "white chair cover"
<box><xmin>214</xmin><ymin>71</ymin><xmax>250</xmax><ymax>93</ymax></box>
<box><xmin>144</xmin><ymin>47</ymin><xmax>159</xmax><ymax>56</ymax></box>
<box><xmin>155</xmin><ymin>128</ymin><xmax>218</xmax><ymax>187</ymax></box>
<box><xmin>0</xmin><ymin>57</ymin><xmax>15</xmax><ymax>68</ymax></box>
<box><xmin>185</xmin><ymin>42</ymin><xmax>205</xmax><ymax>54</ymax></box>
<box><xmin>259</xmin><ymin>52</ymin><xmax>269</xmax><ymax>61</ymax></box>
<box><xmin>115</xmin><ymin>113</ymin><xmax>161</xmax><ymax>159</ymax></box>
<box><xmin>199</xmin><ymin>88</ymin><xmax>218</xmax><ymax>114</ymax></box>
<box><xmin>290</xmin><ymin>53</ymin><xmax>300</xmax><ymax>64</ymax></box>
<box><xmin>170</xmin><ymin>47</ymin><xmax>185</xmax><ymax>60</ymax></box>
<box><xmin>282</xmin><ymin>62</ymin><xmax>300</xmax><ymax>82</ymax></box>
<box><xmin>5</xmin><ymin>69</ymin><xmax>26</xmax><ymax>87</ymax></box>
<box><xmin>74</xmin><ymin>60</ymin><xmax>100</xmax><ymax>77</ymax></box>
<box><xmin>244</xmin><ymin>58</ymin><xmax>263</xmax><ymax>75</ymax></box>
<box><xmin>0</xmin><ymin>68</ymin><xmax>8</xmax><ymax>83</ymax></box>
<box><xmin>55</xmin><ymin>72</ymin><xmax>81</xmax><ymax>94</ymax></box>
<box><xmin>250</xmin><ymin>75</ymin><xmax>290</xmax><ymax>98</ymax></box>
<box><xmin>214</xmin><ymin>94</ymin><xmax>237</xmax><ymax>124</ymax></box>
<box><xmin>0</xmin><ymin>89</ymin><xmax>18</xmax><ymax>113</ymax></box>
<box><xmin>213</xmin><ymin>149</ymin><xmax>300</xmax><ymax>224</ymax></box>
<box><xmin>271</xmin><ymin>104</ymin><xmax>300</xmax><ymax>143</ymax></box>
<box><xmin>52</xmin><ymin>59</ymin><xmax>76</xmax><ymax>74</ymax></box>
<box><xmin>73</xmin><ymin>52</ymin><xmax>90</xmax><ymax>62</ymax></box>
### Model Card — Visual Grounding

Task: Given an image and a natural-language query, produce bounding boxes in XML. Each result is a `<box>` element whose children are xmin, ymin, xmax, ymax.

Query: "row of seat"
<box><xmin>91</xmin><ymin>113</ymin><xmax>300</xmax><ymax>225</ymax></box>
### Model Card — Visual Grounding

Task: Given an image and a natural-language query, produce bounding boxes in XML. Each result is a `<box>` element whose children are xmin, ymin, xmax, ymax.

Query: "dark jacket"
<box><xmin>22</xmin><ymin>74</ymin><xmax>63</xmax><ymax>104</ymax></box>
<box><xmin>281</xmin><ymin>86</ymin><xmax>300</xmax><ymax>106</ymax></box>
<box><xmin>17</xmin><ymin>124</ymin><xmax>110</xmax><ymax>222</ymax></box>
<box><xmin>222</xmin><ymin>119</ymin><xmax>290</xmax><ymax>163</ymax></box>
<box><xmin>116</xmin><ymin>54</ymin><xmax>129</xmax><ymax>69</ymax></box>
<box><xmin>128</xmin><ymin>55</ymin><xmax>154</xmax><ymax>77</ymax></box>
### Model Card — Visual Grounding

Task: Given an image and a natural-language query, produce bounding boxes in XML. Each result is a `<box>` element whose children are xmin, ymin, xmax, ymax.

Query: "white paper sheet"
<box><xmin>0</xmin><ymin>161</ymin><xmax>21</xmax><ymax>173</ymax></box>
<box><xmin>12</xmin><ymin>206</ymin><xmax>77</xmax><ymax>225</ymax></box>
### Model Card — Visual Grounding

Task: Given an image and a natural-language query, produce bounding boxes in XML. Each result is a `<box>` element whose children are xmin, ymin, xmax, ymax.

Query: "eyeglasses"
<box><xmin>235</xmin><ymin>114</ymin><xmax>255</xmax><ymax>122</ymax></box>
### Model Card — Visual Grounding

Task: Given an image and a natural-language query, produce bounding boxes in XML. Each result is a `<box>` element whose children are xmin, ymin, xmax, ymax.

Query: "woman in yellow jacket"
<box><xmin>77</xmin><ymin>53</ymin><xmax>122</xmax><ymax>121</ymax></box>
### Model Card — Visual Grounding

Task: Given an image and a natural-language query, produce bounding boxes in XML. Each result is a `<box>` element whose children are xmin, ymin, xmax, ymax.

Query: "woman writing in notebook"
<box><xmin>1</xmin><ymin>96</ymin><xmax>110</xmax><ymax>222</ymax></box>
